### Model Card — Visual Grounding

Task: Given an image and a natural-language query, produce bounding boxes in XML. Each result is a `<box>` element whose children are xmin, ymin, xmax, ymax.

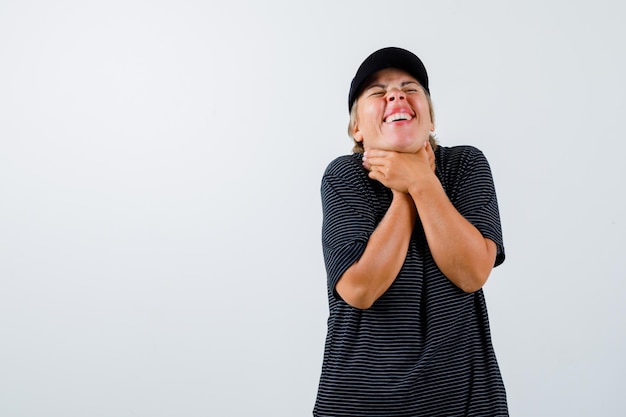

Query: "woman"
<box><xmin>314</xmin><ymin>47</ymin><xmax>508</xmax><ymax>416</ymax></box>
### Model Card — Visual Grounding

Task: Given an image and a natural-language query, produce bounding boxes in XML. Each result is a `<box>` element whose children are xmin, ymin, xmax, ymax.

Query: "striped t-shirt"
<box><xmin>314</xmin><ymin>145</ymin><xmax>508</xmax><ymax>417</ymax></box>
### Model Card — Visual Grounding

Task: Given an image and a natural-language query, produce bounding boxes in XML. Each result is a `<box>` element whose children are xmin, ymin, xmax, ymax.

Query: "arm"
<box><xmin>364</xmin><ymin>142</ymin><xmax>497</xmax><ymax>292</ymax></box>
<box><xmin>335</xmin><ymin>190</ymin><xmax>416</xmax><ymax>309</ymax></box>
<box><xmin>408</xmin><ymin>173</ymin><xmax>497</xmax><ymax>292</ymax></box>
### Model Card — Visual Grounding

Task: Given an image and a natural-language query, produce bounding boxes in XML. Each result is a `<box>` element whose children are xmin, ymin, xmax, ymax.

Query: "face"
<box><xmin>353</xmin><ymin>68</ymin><xmax>434</xmax><ymax>153</ymax></box>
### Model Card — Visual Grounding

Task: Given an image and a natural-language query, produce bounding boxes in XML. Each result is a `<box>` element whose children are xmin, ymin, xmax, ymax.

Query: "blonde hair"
<box><xmin>348</xmin><ymin>92</ymin><xmax>438</xmax><ymax>153</ymax></box>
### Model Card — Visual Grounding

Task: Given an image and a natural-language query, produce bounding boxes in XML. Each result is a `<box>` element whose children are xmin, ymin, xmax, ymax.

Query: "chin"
<box><xmin>389</xmin><ymin>137</ymin><xmax>426</xmax><ymax>153</ymax></box>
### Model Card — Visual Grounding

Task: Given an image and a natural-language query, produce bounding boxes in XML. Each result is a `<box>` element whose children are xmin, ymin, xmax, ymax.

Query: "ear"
<box><xmin>353</xmin><ymin>122</ymin><xmax>364</xmax><ymax>143</ymax></box>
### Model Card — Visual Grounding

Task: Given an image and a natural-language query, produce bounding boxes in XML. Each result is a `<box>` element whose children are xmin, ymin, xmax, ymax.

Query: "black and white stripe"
<box><xmin>314</xmin><ymin>145</ymin><xmax>508</xmax><ymax>417</ymax></box>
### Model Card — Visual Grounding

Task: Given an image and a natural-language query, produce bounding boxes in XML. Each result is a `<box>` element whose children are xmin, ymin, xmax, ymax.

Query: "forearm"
<box><xmin>336</xmin><ymin>192</ymin><xmax>416</xmax><ymax>309</ymax></box>
<box><xmin>409</xmin><ymin>176</ymin><xmax>496</xmax><ymax>292</ymax></box>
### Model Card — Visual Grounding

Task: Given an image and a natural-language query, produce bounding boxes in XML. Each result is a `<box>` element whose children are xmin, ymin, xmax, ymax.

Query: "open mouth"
<box><xmin>384</xmin><ymin>112</ymin><xmax>413</xmax><ymax>123</ymax></box>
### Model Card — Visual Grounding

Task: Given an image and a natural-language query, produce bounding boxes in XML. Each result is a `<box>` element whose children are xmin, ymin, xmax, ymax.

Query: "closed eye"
<box><xmin>401</xmin><ymin>81</ymin><xmax>422</xmax><ymax>94</ymax></box>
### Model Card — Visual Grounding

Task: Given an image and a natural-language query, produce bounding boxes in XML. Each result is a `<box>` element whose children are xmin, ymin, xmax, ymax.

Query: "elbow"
<box><xmin>456</xmin><ymin>239</ymin><xmax>497</xmax><ymax>293</ymax></box>
<box><xmin>456</xmin><ymin>268</ymin><xmax>491</xmax><ymax>293</ymax></box>
<box><xmin>336</xmin><ymin>281</ymin><xmax>377</xmax><ymax>310</ymax></box>
<box><xmin>346</xmin><ymin>296</ymin><xmax>375</xmax><ymax>310</ymax></box>
<box><xmin>458</xmin><ymin>279</ymin><xmax>486</xmax><ymax>293</ymax></box>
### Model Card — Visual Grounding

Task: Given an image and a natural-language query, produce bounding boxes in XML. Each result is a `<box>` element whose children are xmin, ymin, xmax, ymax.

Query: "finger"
<box><xmin>363</xmin><ymin>149</ymin><xmax>387</xmax><ymax>157</ymax></box>
<box><xmin>363</xmin><ymin>156</ymin><xmax>384</xmax><ymax>169</ymax></box>
<box><xmin>367</xmin><ymin>169</ymin><xmax>381</xmax><ymax>182</ymax></box>
<box><xmin>363</xmin><ymin>149</ymin><xmax>391</xmax><ymax>162</ymax></box>
<box><xmin>369</xmin><ymin>165</ymin><xmax>387</xmax><ymax>179</ymax></box>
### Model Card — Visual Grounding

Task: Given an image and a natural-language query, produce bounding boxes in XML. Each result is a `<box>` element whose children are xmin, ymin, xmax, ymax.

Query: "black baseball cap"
<box><xmin>348</xmin><ymin>47</ymin><xmax>430</xmax><ymax>112</ymax></box>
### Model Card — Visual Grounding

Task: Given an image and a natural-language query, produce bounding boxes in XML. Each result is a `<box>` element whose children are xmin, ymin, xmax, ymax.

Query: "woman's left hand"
<box><xmin>362</xmin><ymin>140</ymin><xmax>436</xmax><ymax>193</ymax></box>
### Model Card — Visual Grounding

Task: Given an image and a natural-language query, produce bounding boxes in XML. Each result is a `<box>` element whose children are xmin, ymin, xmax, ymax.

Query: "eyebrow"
<box><xmin>365</xmin><ymin>80</ymin><xmax>421</xmax><ymax>91</ymax></box>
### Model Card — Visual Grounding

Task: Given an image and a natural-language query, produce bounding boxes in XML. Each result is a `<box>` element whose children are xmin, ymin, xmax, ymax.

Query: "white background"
<box><xmin>1</xmin><ymin>1</ymin><xmax>624</xmax><ymax>416</ymax></box>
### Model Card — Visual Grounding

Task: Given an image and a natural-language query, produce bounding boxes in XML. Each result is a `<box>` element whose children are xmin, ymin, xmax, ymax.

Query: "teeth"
<box><xmin>385</xmin><ymin>113</ymin><xmax>412</xmax><ymax>123</ymax></box>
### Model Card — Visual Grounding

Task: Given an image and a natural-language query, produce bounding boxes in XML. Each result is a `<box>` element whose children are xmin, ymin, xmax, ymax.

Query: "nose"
<box><xmin>386</xmin><ymin>88</ymin><xmax>405</xmax><ymax>102</ymax></box>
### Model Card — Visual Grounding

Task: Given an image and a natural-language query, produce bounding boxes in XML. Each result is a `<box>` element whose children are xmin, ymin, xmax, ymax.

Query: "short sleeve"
<box><xmin>437</xmin><ymin>146</ymin><xmax>506</xmax><ymax>267</ymax></box>
<box><xmin>321</xmin><ymin>157</ymin><xmax>379</xmax><ymax>297</ymax></box>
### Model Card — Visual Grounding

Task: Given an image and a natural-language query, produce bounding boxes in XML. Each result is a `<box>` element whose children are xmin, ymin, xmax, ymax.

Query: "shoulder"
<box><xmin>321</xmin><ymin>153</ymin><xmax>385</xmax><ymax>206</ymax></box>
<box><xmin>435</xmin><ymin>145</ymin><xmax>496</xmax><ymax>196</ymax></box>
<box><xmin>436</xmin><ymin>144</ymin><xmax>488</xmax><ymax>166</ymax></box>
<box><xmin>322</xmin><ymin>154</ymin><xmax>369</xmax><ymax>186</ymax></box>
<box><xmin>435</xmin><ymin>144</ymin><xmax>492</xmax><ymax>176</ymax></box>
<box><xmin>324</xmin><ymin>153</ymin><xmax>364</xmax><ymax>176</ymax></box>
